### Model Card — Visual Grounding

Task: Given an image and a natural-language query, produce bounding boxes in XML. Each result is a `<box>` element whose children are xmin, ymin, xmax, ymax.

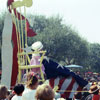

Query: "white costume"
<box><xmin>11</xmin><ymin>95</ymin><xmax>22</xmax><ymax>100</ymax></box>
<box><xmin>22</xmin><ymin>88</ymin><xmax>36</xmax><ymax>100</ymax></box>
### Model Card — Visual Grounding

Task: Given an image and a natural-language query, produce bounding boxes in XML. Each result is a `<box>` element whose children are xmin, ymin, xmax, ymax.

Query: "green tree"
<box><xmin>27</xmin><ymin>15</ymin><xmax>90</xmax><ymax>68</ymax></box>
<box><xmin>89</xmin><ymin>43</ymin><xmax>100</xmax><ymax>72</ymax></box>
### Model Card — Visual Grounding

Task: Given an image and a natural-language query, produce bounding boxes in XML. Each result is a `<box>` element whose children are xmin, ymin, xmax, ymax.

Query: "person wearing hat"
<box><xmin>85</xmin><ymin>85</ymin><xmax>100</xmax><ymax>100</ymax></box>
<box><xmin>30</xmin><ymin>41</ymin><xmax>45</xmax><ymax>75</ymax></box>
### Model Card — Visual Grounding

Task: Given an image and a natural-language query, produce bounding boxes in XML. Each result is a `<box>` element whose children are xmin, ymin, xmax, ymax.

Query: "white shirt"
<box><xmin>22</xmin><ymin>88</ymin><xmax>36</xmax><ymax>100</ymax></box>
<box><xmin>11</xmin><ymin>95</ymin><xmax>22</xmax><ymax>100</ymax></box>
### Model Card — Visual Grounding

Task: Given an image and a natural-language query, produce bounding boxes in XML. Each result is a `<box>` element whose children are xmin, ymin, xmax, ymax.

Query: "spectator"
<box><xmin>22</xmin><ymin>72</ymin><xmax>39</xmax><ymax>100</ymax></box>
<box><xmin>11</xmin><ymin>84</ymin><xmax>24</xmax><ymax>100</ymax></box>
<box><xmin>7</xmin><ymin>93</ymin><xmax>15</xmax><ymax>100</ymax></box>
<box><xmin>85</xmin><ymin>85</ymin><xmax>100</xmax><ymax>100</ymax></box>
<box><xmin>35</xmin><ymin>84</ymin><xmax>65</xmax><ymax>100</ymax></box>
<box><xmin>81</xmin><ymin>87</ymin><xmax>90</xmax><ymax>100</ymax></box>
<box><xmin>0</xmin><ymin>85</ymin><xmax>8</xmax><ymax>100</ymax></box>
<box><xmin>35</xmin><ymin>84</ymin><xmax>55</xmax><ymax>100</ymax></box>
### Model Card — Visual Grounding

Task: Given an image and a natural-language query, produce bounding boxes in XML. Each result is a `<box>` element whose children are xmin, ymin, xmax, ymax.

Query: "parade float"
<box><xmin>1</xmin><ymin>0</ymin><xmax>90</xmax><ymax>99</ymax></box>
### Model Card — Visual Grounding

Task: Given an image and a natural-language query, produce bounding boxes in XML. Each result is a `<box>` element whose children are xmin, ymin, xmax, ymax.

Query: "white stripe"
<box><xmin>54</xmin><ymin>77</ymin><xmax>61</xmax><ymax>98</ymax></box>
<box><xmin>1</xmin><ymin>12</ymin><xmax>13</xmax><ymax>89</ymax></box>
<box><xmin>59</xmin><ymin>76</ymin><xmax>72</xmax><ymax>94</ymax></box>
<box><xmin>54</xmin><ymin>77</ymin><xmax>60</xmax><ymax>86</ymax></box>
<box><xmin>69</xmin><ymin>82</ymin><xmax>79</xmax><ymax>98</ymax></box>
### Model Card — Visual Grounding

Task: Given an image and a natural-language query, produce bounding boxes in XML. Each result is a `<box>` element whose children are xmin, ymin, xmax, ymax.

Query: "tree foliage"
<box><xmin>88</xmin><ymin>43</ymin><xmax>100</xmax><ymax>72</ymax></box>
<box><xmin>0</xmin><ymin>13</ymin><xmax>100</xmax><ymax>72</ymax></box>
<box><xmin>27</xmin><ymin>15</ymin><xmax>90</xmax><ymax>68</ymax></box>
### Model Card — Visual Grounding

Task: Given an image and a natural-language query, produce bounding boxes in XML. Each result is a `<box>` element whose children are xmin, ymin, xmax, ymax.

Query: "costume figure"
<box><xmin>30</xmin><ymin>41</ymin><xmax>45</xmax><ymax>75</ymax></box>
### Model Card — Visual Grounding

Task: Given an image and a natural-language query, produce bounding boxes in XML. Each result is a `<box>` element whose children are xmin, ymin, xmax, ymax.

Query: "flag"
<box><xmin>42</xmin><ymin>58</ymin><xmax>89</xmax><ymax>98</ymax></box>
<box><xmin>49</xmin><ymin>77</ymin><xmax>83</xmax><ymax>98</ymax></box>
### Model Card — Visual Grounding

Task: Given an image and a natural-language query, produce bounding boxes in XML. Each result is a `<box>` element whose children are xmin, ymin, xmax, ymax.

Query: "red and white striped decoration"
<box><xmin>49</xmin><ymin>76</ymin><xmax>83</xmax><ymax>99</ymax></box>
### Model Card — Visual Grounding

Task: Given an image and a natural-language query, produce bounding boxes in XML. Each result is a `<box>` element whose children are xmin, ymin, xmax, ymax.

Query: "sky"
<box><xmin>0</xmin><ymin>0</ymin><xmax>100</xmax><ymax>43</ymax></box>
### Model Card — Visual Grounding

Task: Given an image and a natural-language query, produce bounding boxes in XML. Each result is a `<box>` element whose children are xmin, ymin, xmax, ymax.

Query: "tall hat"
<box><xmin>31</xmin><ymin>41</ymin><xmax>43</xmax><ymax>51</ymax></box>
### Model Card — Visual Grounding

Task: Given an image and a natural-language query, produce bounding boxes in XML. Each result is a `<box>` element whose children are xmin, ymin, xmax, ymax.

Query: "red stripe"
<box><xmin>7</xmin><ymin>0</ymin><xmax>14</xmax><ymax>6</ymax></box>
<box><xmin>11</xmin><ymin>23</ymin><xmax>18</xmax><ymax>88</ymax></box>
<box><xmin>61</xmin><ymin>77</ymin><xmax>75</xmax><ymax>98</ymax></box>
<box><xmin>7</xmin><ymin>0</ymin><xmax>22</xmax><ymax>88</ymax></box>
<box><xmin>76</xmin><ymin>85</ymin><xmax>83</xmax><ymax>97</ymax></box>
<box><xmin>49</xmin><ymin>78</ymin><xmax>55</xmax><ymax>88</ymax></box>
<box><xmin>58</xmin><ymin>78</ymin><xmax>66</xmax><ymax>91</ymax></box>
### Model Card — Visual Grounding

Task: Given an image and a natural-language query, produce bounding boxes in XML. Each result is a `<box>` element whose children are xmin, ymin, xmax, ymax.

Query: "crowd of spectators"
<box><xmin>75</xmin><ymin>71</ymin><xmax>100</xmax><ymax>85</ymax></box>
<box><xmin>0</xmin><ymin>72</ymin><xmax>66</xmax><ymax>100</ymax></box>
<box><xmin>1</xmin><ymin>71</ymin><xmax>100</xmax><ymax>100</ymax></box>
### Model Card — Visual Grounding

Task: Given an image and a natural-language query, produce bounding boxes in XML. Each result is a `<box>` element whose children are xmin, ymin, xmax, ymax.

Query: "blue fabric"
<box><xmin>42</xmin><ymin>58</ymin><xmax>88</xmax><ymax>87</ymax></box>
